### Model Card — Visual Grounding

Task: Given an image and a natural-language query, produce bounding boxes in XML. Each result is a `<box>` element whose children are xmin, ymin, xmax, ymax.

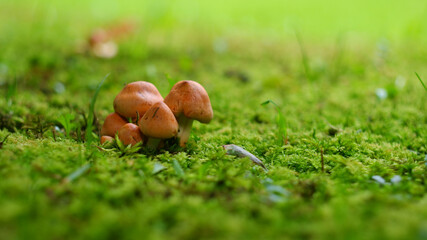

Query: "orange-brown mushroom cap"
<box><xmin>113</xmin><ymin>81</ymin><xmax>163</xmax><ymax>121</ymax></box>
<box><xmin>100</xmin><ymin>135</ymin><xmax>114</xmax><ymax>144</ymax></box>
<box><xmin>117</xmin><ymin>123</ymin><xmax>144</xmax><ymax>146</ymax></box>
<box><xmin>164</xmin><ymin>80</ymin><xmax>213</xmax><ymax>123</ymax></box>
<box><xmin>100</xmin><ymin>113</ymin><xmax>128</xmax><ymax>137</ymax></box>
<box><xmin>138</xmin><ymin>102</ymin><xmax>178</xmax><ymax>139</ymax></box>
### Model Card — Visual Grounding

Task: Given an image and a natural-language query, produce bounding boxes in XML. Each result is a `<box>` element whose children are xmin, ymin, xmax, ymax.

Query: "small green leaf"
<box><xmin>57</xmin><ymin>113</ymin><xmax>75</xmax><ymax>138</ymax></box>
<box><xmin>65</xmin><ymin>163</ymin><xmax>91</xmax><ymax>183</ymax></box>
<box><xmin>172</xmin><ymin>159</ymin><xmax>185</xmax><ymax>178</ymax></box>
<box><xmin>115</xmin><ymin>134</ymin><xmax>124</xmax><ymax>151</ymax></box>
<box><xmin>152</xmin><ymin>163</ymin><xmax>166</xmax><ymax>175</ymax></box>
<box><xmin>261</xmin><ymin>100</ymin><xmax>272</xmax><ymax>106</ymax></box>
<box><xmin>125</xmin><ymin>142</ymin><xmax>143</xmax><ymax>154</ymax></box>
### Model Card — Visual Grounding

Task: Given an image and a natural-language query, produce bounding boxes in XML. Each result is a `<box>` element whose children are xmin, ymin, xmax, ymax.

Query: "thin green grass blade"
<box><xmin>6</xmin><ymin>74</ymin><xmax>17</xmax><ymax>106</ymax></box>
<box><xmin>64</xmin><ymin>163</ymin><xmax>91</xmax><ymax>183</ymax></box>
<box><xmin>261</xmin><ymin>100</ymin><xmax>288</xmax><ymax>145</ymax></box>
<box><xmin>295</xmin><ymin>29</ymin><xmax>312</xmax><ymax>81</ymax></box>
<box><xmin>415</xmin><ymin>72</ymin><xmax>427</xmax><ymax>92</ymax></box>
<box><xmin>115</xmin><ymin>134</ymin><xmax>124</xmax><ymax>151</ymax></box>
<box><xmin>85</xmin><ymin>73</ymin><xmax>110</xmax><ymax>148</ymax></box>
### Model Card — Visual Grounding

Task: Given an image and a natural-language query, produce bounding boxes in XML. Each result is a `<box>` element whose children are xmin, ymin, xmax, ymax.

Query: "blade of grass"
<box><xmin>261</xmin><ymin>100</ymin><xmax>287</xmax><ymax>145</ymax></box>
<box><xmin>330</xmin><ymin>33</ymin><xmax>346</xmax><ymax>82</ymax></box>
<box><xmin>85</xmin><ymin>73</ymin><xmax>110</xmax><ymax>148</ymax></box>
<box><xmin>6</xmin><ymin>74</ymin><xmax>17</xmax><ymax>106</ymax></box>
<box><xmin>64</xmin><ymin>163</ymin><xmax>91</xmax><ymax>183</ymax></box>
<box><xmin>415</xmin><ymin>72</ymin><xmax>427</xmax><ymax>92</ymax></box>
<box><xmin>295</xmin><ymin>29</ymin><xmax>312</xmax><ymax>81</ymax></box>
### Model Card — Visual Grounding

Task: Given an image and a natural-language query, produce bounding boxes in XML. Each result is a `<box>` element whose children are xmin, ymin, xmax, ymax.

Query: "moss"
<box><xmin>0</xmin><ymin>0</ymin><xmax>427</xmax><ymax>239</ymax></box>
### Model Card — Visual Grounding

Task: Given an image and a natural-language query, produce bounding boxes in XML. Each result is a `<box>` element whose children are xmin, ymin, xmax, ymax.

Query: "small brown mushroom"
<box><xmin>91</xmin><ymin>41</ymin><xmax>118</xmax><ymax>59</ymax></box>
<box><xmin>100</xmin><ymin>136</ymin><xmax>114</xmax><ymax>144</ymax></box>
<box><xmin>114</xmin><ymin>81</ymin><xmax>163</xmax><ymax>121</ymax></box>
<box><xmin>164</xmin><ymin>80</ymin><xmax>213</xmax><ymax>147</ymax></box>
<box><xmin>89</xmin><ymin>29</ymin><xmax>109</xmax><ymax>47</ymax></box>
<box><xmin>117</xmin><ymin>123</ymin><xmax>144</xmax><ymax>146</ymax></box>
<box><xmin>138</xmin><ymin>102</ymin><xmax>178</xmax><ymax>149</ymax></box>
<box><xmin>100</xmin><ymin>113</ymin><xmax>128</xmax><ymax>137</ymax></box>
<box><xmin>87</xmin><ymin>22</ymin><xmax>136</xmax><ymax>59</ymax></box>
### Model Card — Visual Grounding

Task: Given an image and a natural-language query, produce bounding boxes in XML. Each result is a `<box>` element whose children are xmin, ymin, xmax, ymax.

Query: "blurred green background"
<box><xmin>2</xmin><ymin>0</ymin><xmax>427</xmax><ymax>41</ymax></box>
<box><xmin>2</xmin><ymin>0</ymin><xmax>427</xmax><ymax>90</ymax></box>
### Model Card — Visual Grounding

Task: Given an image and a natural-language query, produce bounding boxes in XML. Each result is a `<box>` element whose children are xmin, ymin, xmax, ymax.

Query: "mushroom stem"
<box><xmin>146</xmin><ymin>138</ymin><xmax>161</xmax><ymax>149</ymax></box>
<box><xmin>177</xmin><ymin>115</ymin><xmax>194</xmax><ymax>147</ymax></box>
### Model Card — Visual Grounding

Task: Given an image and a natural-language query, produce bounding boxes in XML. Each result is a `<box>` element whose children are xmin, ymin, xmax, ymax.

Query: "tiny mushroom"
<box><xmin>114</xmin><ymin>81</ymin><xmax>163</xmax><ymax>121</ymax></box>
<box><xmin>88</xmin><ymin>29</ymin><xmax>109</xmax><ymax>47</ymax></box>
<box><xmin>139</xmin><ymin>101</ymin><xmax>178</xmax><ymax>149</ymax></box>
<box><xmin>164</xmin><ymin>80</ymin><xmax>213</xmax><ymax>147</ymax></box>
<box><xmin>91</xmin><ymin>41</ymin><xmax>118</xmax><ymax>59</ymax></box>
<box><xmin>100</xmin><ymin>136</ymin><xmax>114</xmax><ymax>145</ymax></box>
<box><xmin>100</xmin><ymin>113</ymin><xmax>128</xmax><ymax>138</ymax></box>
<box><xmin>117</xmin><ymin>123</ymin><xmax>144</xmax><ymax>146</ymax></box>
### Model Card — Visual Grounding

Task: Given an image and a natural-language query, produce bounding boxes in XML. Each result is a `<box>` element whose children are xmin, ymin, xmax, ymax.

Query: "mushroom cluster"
<box><xmin>100</xmin><ymin>80</ymin><xmax>213</xmax><ymax>149</ymax></box>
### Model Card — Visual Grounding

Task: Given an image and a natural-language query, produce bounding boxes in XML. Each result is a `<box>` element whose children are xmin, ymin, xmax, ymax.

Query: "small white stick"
<box><xmin>223</xmin><ymin>144</ymin><xmax>268</xmax><ymax>171</ymax></box>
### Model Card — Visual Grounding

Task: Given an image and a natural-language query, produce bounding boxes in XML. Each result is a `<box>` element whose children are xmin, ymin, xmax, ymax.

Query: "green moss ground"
<box><xmin>0</xmin><ymin>0</ymin><xmax>426</xmax><ymax>239</ymax></box>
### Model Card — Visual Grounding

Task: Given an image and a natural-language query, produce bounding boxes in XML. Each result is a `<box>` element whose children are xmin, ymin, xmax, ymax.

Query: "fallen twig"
<box><xmin>223</xmin><ymin>144</ymin><xmax>268</xmax><ymax>171</ymax></box>
<box><xmin>0</xmin><ymin>134</ymin><xmax>11</xmax><ymax>149</ymax></box>
<box><xmin>321</xmin><ymin>148</ymin><xmax>324</xmax><ymax>173</ymax></box>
